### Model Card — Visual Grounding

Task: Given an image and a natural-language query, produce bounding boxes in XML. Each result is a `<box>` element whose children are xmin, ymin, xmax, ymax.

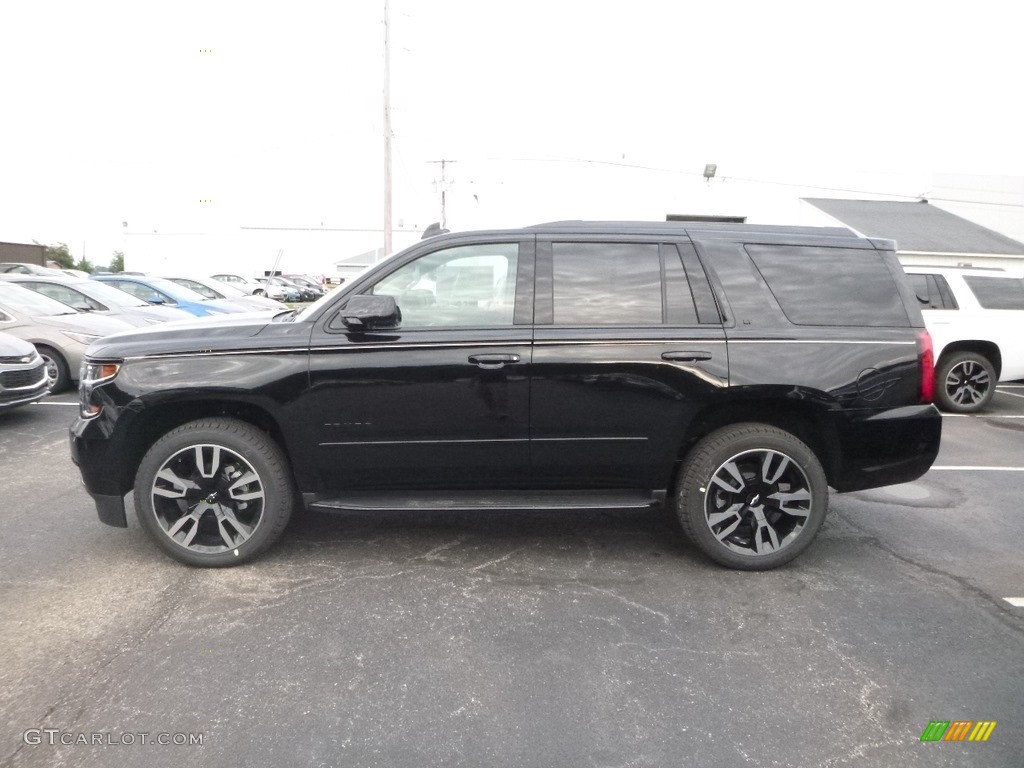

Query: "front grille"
<box><xmin>0</xmin><ymin>363</ymin><xmax>47</xmax><ymax>390</ymax></box>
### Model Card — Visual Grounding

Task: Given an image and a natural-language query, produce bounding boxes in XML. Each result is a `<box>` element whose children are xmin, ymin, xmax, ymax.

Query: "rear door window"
<box><xmin>545</xmin><ymin>242</ymin><xmax>703</xmax><ymax>326</ymax></box>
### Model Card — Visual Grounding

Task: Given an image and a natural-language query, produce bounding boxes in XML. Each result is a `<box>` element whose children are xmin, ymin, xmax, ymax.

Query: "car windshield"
<box><xmin>73</xmin><ymin>280</ymin><xmax>150</xmax><ymax>308</ymax></box>
<box><xmin>0</xmin><ymin>282</ymin><xmax>80</xmax><ymax>316</ymax></box>
<box><xmin>133</xmin><ymin>277</ymin><xmax>210</xmax><ymax>302</ymax></box>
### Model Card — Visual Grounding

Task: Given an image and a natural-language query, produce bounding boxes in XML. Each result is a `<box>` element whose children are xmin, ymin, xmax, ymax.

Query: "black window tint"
<box><xmin>747</xmin><ymin>246</ymin><xmax>909</xmax><ymax>327</ymax></box>
<box><xmin>963</xmin><ymin>275</ymin><xmax>1024</xmax><ymax>310</ymax></box>
<box><xmin>933</xmin><ymin>275</ymin><xmax>958</xmax><ymax>309</ymax></box>
<box><xmin>678</xmin><ymin>243</ymin><xmax>722</xmax><ymax>323</ymax></box>
<box><xmin>552</xmin><ymin>243</ymin><xmax>661</xmax><ymax>325</ymax></box>
<box><xmin>663</xmin><ymin>245</ymin><xmax>699</xmax><ymax>325</ymax></box>
<box><xmin>907</xmin><ymin>274</ymin><xmax>937</xmax><ymax>308</ymax></box>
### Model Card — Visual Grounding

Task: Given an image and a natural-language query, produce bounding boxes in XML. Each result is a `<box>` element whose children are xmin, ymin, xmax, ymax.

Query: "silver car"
<box><xmin>0</xmin><ymin>331</ymin><xmax>50</xmax><ymax>411</ymax></box>
<box><xmin>0</xmin><ymin>282</ymin><xmax>133</xmax><ymax>392</ymax></box>
<box><xmin>0</xmin><ymin>274</ymin><xmax>193</xmax><ymax>327</ymax></box>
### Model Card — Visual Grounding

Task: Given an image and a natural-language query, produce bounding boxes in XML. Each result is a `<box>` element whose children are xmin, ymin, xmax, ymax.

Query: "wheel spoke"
<box><xmin>195</xmin><ymin>446</ymin><xmax>222</xmax><ymax>479</ymax></box>
<box><xmin>166</xmin><ymin>510</ymin><xmax>200</xmax><ymax>537</ymax></box>
<box><xmin>708</xmin><ymin>503</ymin><xmax>745</xmax><ymax>541</ymax></box>
<box><xmin>228</xmin><ymin>471</ymin><xmax>264</xmax><ymax>502</ymax></box>
<box><xmin>752</xmin><ymin>515</ymin><xmax>781</xmax><ymax>554</ymax></box>
<box><xmin>153</xmin><ymin>468</ymin><xmax>195</xmax><ymax>499</ymax></box>
<box><xmin>711</xmin><ymin>461</ymin><xmax>746</xmax><ymax>494</ymax></box>
<box><xmin>761</xmin><ymin>452</ymin><xmax>790</xmax><ymax>485</ymax></box>
<box><xmin>767</xmin><ymin>489</ymin><xmax>812</xmax><ymax>517</ymax></box>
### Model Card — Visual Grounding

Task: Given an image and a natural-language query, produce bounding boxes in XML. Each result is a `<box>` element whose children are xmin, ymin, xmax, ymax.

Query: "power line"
<box><xmin>493</xmin><ymin>156</ymin><xmax>1024</xmax><ymax>209</ymax></box>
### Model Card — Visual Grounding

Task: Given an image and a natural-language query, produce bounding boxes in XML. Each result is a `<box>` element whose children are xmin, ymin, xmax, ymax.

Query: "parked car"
<box><xmin>903</xmin><ymin>265</ymin><xmax>1024</xmax><ymax>412</ymax></box>
<box><xmin>93</xmin><ymin>275</ymin><xmax>251</xmax><ymax>317</ymax></box>
<box><xmin>161</xmin><ymin>276</ymin><xmax>283</xmax><ymax>311</ymax></box>
<box><xmin>275</xmin><ymin>276</ymin><xmax>319</xmax><ymax>302</ymax></box>
<box><xmin>211</xmin><ymin>273</ymin><xmax>282</xmax><ymax>299</ymax></box>
<box><xmin>255</xmin><ymin>276</ymin><xmax>302</xmax><ymax>302</ymax></box>
<box><xmin>0</xmin><ymin>274</ymin><xmax>193</xmax><ymax>327</ymax></box>
<box><xmin>72</xmin><ymin>221</ymin><xmax>940</xmax><ymax>569</ymax></box>
<box><xmin>284</xmin><ymin>275</ymin><xmax>326</xmax><ymax>299</ymax></box>
<box><xmin>0</xmin><ymin>282</ymin><xmax>133</xmax><ymax>392</ymax></box>
<box><xmin>0</xmin><ymin>331</ymin><xmax>50</xmax><ymax>411</ymax></box>
<box><xmin>0</xmin><ymin>263</ymin><xmax>65</xmax><ymax>276</ymax></box>
<box><xmin>60</xmin><ymin>269</ymin><xmax>92</xmax><ymax>279</ymax></box>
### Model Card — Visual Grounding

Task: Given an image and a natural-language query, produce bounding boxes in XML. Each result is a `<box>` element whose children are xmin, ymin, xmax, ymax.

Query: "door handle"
<box><xmin>469</xmin><ymin>353</ymin><xmax>521</xmax><ymax>370</ymax></box>
<box><xmin>662</xmin><ymin>351</ymin><xmax>712</xmax><ymax>362</ymax></box>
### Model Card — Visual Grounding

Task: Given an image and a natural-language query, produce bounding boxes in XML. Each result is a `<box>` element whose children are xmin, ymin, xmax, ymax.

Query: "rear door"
<box><xmin>530</xmin><ymin>236</ymin><xmax>728</xmax><ymax>490</ymax></box>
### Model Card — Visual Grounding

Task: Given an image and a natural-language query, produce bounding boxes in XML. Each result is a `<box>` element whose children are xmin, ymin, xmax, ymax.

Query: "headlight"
<box><xmin>79</xmin><ymin>361</ymin><xmax>121</xmax><ymax>418</ymax></box>
<box><xmin>62</xmin><ymin>331</ymin><xmax>101</xmax><ymax>345</ymax></box>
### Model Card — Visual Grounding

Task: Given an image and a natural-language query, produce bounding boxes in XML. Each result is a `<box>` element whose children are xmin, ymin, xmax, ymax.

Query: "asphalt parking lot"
<box><xmin>1</xmin><ymin>387</ymin><xmax>1023</xmax><ymax>767</ymax></box>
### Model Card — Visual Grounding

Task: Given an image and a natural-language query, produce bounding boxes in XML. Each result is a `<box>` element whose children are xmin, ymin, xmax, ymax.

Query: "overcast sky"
<box><xmin>1</xmin><ymin>0</ymin><xmax>1021</xmax><ymax>264</ymax></box>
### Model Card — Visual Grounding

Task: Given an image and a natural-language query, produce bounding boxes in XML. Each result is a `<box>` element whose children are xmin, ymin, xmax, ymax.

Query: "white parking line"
<box><xmin>32</xmin><ymin>402</ymin><xmax>79</xmax><ymax>406</ymax></box>
<box><xmin>931</xmin><ymin>466</ymin><xmax>1024</xmax><ymax>471</ymax></box>
<box><xmin>1004</xmin><ymin>598</ymin><xmax>1024</xmax><ymax>608</ymax></box>
<box><xmin>996</xmin><ymin>389</ymin><xmax>1024</xmax><ymax>400</ymax></box>
<box><xmin>942</xmin><ymin>414</ymin><xmax>1024</xmax><ymax>419</ymax></box>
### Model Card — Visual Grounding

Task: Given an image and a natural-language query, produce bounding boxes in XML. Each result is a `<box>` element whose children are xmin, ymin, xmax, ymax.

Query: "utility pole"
<box><xmin>428</xmin><ymin>159</ymin><xmax>455</xmax><ymax>229</ymax></box>
<box><xmin>382</xmin><ymin>0</ymin><xmax>393</xmax><ymax>257</ymax></box>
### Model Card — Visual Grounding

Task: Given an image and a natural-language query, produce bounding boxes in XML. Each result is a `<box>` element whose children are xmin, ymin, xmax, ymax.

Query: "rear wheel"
<box><xmin>675</xmin><ymin>423</ymin><xmax>828</xmax><ymax>570</ymax></box>
<box><xmin>935</xmin><ymin>351</ymin><xmax>995</xmax><ymax>413</ymax></box>
<box><xmin>134</xmin><ymin>418</ymin><xmax>294</xmax><ymax>566</ymax></box>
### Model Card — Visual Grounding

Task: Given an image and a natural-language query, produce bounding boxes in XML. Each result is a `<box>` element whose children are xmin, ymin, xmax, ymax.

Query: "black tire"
<box><xmin>935</xmin><ymin>351</ymin><xmax>996</xmax><ymax>413</ymax></box>
<box><xmin>36</xmin><ymin>345</ymin><xmax>70</xmax><ymax>393</ymax></box>
<box><xmin>253</xmin><ymin>288</ymin><xmax>265</xmax><ymax>296</ymax></box>
<box><xmin>133</xmin><ymin>418</ymin><xmax>294</xmax><ymax>567</ymax></box>
<box><xmin>675</xmin><ymin>423</ymin><xmax>828</xmax><ymax>570</ymax></box>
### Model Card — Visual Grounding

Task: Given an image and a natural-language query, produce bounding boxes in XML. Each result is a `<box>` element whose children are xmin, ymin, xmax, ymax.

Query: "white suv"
<box><xmin>903</xmin><ymin>265</ymin><xmax>1024</xmax><ymax>412</ymax></box>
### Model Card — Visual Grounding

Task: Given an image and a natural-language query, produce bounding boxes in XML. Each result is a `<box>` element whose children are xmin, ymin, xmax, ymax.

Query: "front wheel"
<box><xmin>675</xmin><ymin>423</ymin><xmax>829</xmax><ymax>570</ymax></box>
<box><xmin>134</xmin><ymin>418</ymin><xmax>294</xmax><ymax>566</ymax></box>
<box><xmin>36</xmin><ymin>345</ymin><xmax>70</xmax><ymax>393</ymax></box>
<box><xmin>935</xmin><ymin>351</ymin><xmax>995</xmax><ymax>413</ymax></box>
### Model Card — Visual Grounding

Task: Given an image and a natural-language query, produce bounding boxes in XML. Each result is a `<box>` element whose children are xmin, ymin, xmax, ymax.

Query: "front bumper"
<box><xmin>70</xmin><ymin>416</ymin><xmax>131</xmax><ymax>527</ymax></box>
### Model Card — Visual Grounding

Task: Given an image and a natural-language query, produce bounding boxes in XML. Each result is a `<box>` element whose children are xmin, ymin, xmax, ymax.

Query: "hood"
<box><xmin>33</xmin><ymin>311</ymin><xmax>136</xmax><ymax>337</ymax></box>
<box><xmin>84</xmin><ymin>309</ymin><xmax>298</xmax><ymax>360</ymax></box>
<box><xmin>0</xmin><ymin>330</ymin><xmax>37</xmax><ymax>359</ymax></box>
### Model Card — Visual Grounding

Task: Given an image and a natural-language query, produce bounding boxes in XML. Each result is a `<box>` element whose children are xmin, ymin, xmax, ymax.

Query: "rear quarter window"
<box><xmin>746</xmin><ymin>245</ymin><xmax>910</xmax><ymax>327</ymax></box>
<box><xmin>963</xmin><ymin>275</ymin><xmax>1024</xmax><ymax>310</ymax></box>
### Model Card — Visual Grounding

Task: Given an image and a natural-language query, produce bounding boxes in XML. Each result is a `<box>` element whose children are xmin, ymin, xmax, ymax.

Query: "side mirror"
<box><xmin>71</xmin><ymin>302</ymin><xmax>94</xmax><ymax>312</ymax></box>
<box><xmin>147</xmin><ymin>293</ymin><xmax>166</xmax><ymax>305</ymax></box>
<box><xmin>339</xmin><ymin>295</ymin><xmax>401</xmax><ymax>331</ymax></box>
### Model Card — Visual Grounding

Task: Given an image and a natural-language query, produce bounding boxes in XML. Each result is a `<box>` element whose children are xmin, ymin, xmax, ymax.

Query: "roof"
<box><xmin>803</xmin><ymin>199</ymin><xmax>1024</xmax><ymax>255</ymax></box>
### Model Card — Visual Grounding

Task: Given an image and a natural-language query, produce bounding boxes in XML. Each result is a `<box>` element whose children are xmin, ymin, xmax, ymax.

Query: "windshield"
<box><xmin>137</xmin><ymin>277</ymin><xmax>210</xmax><ymax>302</ymax></box>
<box><xmin>74</xmin><ymin>280</ymin><xmax>151</xmax><ymax>308</ymax></box>
<box><xmin>0</xmin><ymin>282</ymin><xmax>80</xmax><ymax>316</ymax></box>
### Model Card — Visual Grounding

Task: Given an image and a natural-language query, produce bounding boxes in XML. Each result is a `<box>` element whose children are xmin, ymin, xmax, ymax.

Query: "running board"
<box><xmin>307</xmin><ymin>490</ymin><xmax>664</xmax><ymax>513</ymax></box>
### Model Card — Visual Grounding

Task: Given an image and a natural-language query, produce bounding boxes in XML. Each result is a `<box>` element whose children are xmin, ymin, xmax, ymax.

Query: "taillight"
<box><xmin>918</xmin><ymin>329</ymin><xmax>935</xmax><ymax>403</ymax></box>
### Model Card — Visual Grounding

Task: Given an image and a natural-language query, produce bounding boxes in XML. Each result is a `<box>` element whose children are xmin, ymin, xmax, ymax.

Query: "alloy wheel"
<box><xmin>703</xmin><ymin>449</ymin><xmax>813</xmax><ymax>557</ymax></box>
<box><xmin>150</xmin><ymin>443</ymin><xmax>266</xmax><ymax>553</ymax></box>
<box><xmin>944</xmin><ymin>360</ymin><xmax>990</xmax><ymax>407</ymax></box>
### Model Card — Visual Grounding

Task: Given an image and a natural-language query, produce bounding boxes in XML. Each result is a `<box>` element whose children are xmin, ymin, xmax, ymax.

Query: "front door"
<box><xmin>305</xmin><ymin>237</ymin><xmax>534</xmax><ymax>493</ymax></box>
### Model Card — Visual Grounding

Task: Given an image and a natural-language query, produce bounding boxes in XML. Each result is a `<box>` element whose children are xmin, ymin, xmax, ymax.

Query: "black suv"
<box><xmin>71</xmin><ymin>222</ymin><xmax>941</xmax><ymax>570</ymax></box>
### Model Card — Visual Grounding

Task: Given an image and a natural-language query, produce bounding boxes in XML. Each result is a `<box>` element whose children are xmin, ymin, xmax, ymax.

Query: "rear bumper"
<box><xmin>833</xmin><ymin>404</ymin><xmax>942</xmax><ymax>492</ymax></box>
